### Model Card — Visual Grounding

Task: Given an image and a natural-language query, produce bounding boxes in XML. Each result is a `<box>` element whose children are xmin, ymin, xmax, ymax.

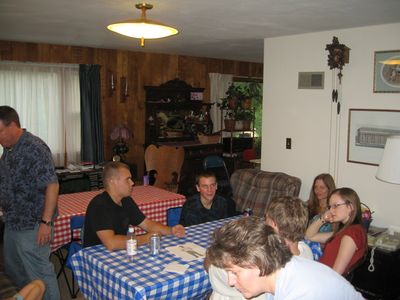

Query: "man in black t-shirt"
<box><xmin>179</xmin><ymin>171</ymin><xmax>228</xmax><ymax>227</ymax></box>
<box><xmin>83</xmin><ymin>162</ymin><xmax>185</xmax><ymax>250</ymax></box>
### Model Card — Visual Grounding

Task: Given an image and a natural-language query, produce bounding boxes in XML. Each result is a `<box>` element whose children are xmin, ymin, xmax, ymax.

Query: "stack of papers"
<box><xmin>163</xmin><ymin>242</ymin><xmax>206</xmax><ymax>275</ymax></box>
<box><xmin>166</xmin><ymin>242</ymin><xmax>206</xmax><ymax>261</ymax></box>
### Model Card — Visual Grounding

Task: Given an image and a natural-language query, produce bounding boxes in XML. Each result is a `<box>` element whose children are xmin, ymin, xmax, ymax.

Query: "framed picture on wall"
<box><xmin>347</xmin><ymin>109</ymin><xmax>400</xmax><ymax>166</ymax></box>
<box><xmin>373</xmin><ymin>50</ymin><xmax>400</xmax><ymax>93</ymax></box>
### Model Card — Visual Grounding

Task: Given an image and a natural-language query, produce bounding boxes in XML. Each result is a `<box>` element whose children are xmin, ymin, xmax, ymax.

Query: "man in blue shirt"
<box><xmin>0</xmin><ymin>106</ymin><xmax>60</xmax><ymax>300</ymax></box>
<box><xmin>179</xmin><ymin>170</ymin><xmax>228</xmax><ymax>227</ymax></box>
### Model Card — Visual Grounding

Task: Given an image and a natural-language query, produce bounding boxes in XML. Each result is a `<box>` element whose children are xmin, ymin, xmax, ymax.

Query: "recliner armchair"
<box><xmin>230</xmin><ymin>168</ymin><xmax>301</xmax><ymax>217</ymax></box>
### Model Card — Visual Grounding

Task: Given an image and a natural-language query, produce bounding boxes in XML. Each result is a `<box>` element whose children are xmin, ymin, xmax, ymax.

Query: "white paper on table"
<box><xmin>163</xmin><ymin>262</ymin><xmax>189</xmax><ymax>274</ymax></box>
<box><xmin>166</xmin><ymin>242</ymin><xmax>206</xmax><ymax>261</ymax></box>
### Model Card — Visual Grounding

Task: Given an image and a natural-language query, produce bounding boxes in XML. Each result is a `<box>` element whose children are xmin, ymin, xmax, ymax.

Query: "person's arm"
<box><xmin>332</xmin><ymin>235</ymin><xmax>357</xmax><ymax>275</ymax></box>
<box><xmin>37</xmin><ymin>182</ymin><xmax>59</xmax><ymax>246</ymax></box>
<box><xmin>96</xmin><ymin>229</ymin><xmax>129</xmax><ymax>251</ymax></box>
<box><xmin>139</xmin><ymin>218</ymin><xmax>185</xmax><ymax>238</ymax></box>
<box><xmin>96</xmin><ymin>218</ymin><xmax>186</xmax><ymax>251</ymax></box>
<box><xmin>304</xmin><ymin>215</ymin><xmax>333</xmax><ymax>243</ymax></box>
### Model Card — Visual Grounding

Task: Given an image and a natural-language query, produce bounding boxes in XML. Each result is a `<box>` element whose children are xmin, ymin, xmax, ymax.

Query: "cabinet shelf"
<box><xmin>145</xmin><ymin>79</ymin><xmax>214</xmax><ymax>145</ymax></box>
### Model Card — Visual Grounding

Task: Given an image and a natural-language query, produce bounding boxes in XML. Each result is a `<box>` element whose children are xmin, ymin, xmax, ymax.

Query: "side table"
<box><xmin>352</xmin><ymin>246</ymin><xmax>400</xmax><ymax>299</ymax></box>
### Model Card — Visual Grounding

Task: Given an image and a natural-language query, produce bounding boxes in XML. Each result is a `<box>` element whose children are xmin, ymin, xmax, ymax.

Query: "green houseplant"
<box><xmin>218</xmin><ymin>84</ymin><xmax>253</xmax><ymax>130</ymax></box>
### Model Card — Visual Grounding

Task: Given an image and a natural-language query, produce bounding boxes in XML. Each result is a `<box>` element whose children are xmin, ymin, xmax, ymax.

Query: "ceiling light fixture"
<box><xmin>107</xmin><ymin>3</ymin><xmax>178</xmax><ymax>47</ymax></box>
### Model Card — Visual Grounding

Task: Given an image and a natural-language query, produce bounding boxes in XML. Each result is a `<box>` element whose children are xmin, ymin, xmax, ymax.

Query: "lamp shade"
<box><xmin>376</xmin><ymin>135</ymin><xmax>400</xmax><ymax>184</ymax></box>
<box><xmin>110</xmin><ymin>125</ymin><xmax>132</xmax><ymax>142</ymax></box>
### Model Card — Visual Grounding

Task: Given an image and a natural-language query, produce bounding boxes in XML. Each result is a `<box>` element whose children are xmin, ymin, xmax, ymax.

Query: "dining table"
<box><xmin>51</xmin><ymin>186</ymin><xmax>186</xmax><ymax>252</ymax></box>
<box><xmin>70</xmin><ymin>216</ymin><xmax>238</xmax><ymax>300</ymax></box>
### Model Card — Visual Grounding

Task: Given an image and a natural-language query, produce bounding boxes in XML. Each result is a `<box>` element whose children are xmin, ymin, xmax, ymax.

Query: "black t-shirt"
<box><xmin>83</xmin><ymin>191</ymin><xmax>146</xmax><ymax>247</ymax></box>
<box><xmin>179</xmin><ymin>193</ymin><xmax>228</xmax><ymax>227</ymax></box>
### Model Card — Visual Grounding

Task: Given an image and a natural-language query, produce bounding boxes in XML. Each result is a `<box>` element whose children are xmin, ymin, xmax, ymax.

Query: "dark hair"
<box><xmin>195</xmin><ymin>170</ymin><xmax>216</xmax><ymax>185</ymax></box>
<box><xmin>206</xmin><ymin>216</ymin><xmax>292</xmax><ymax>276</ymax></box>
<box><xmin>0</xmin><ymin>106</ymin><xmax>21</xmax><ymax>127</ymax></box>
<box><xmin>308</xmin><ymin>173</ymin><xmax>336</xmax><ymax>217</ymax></box>
<box><xmin>102</xmin><ymin>161</ymin><xmax>130</xmax><ymax>188</ymax></box>
<box><xmin>265</xmin><ymin>196</ymin><xmax>309</xmax><ymax>242</ymax></box>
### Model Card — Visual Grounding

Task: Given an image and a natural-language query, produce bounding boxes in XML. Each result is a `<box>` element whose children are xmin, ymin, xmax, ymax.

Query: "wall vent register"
<box><xmin>298</xmin><ymin>72</ymin><xmax>324</xmax><ymax>89</ymax></box>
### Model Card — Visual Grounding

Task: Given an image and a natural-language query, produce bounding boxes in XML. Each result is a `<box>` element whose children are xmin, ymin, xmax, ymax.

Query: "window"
<box><xmin>232</xmin><ymin>79</ymin><xmax>263</xmax><ymax>155</ymax></box>
<box><xmin>0</xmin><ymin>61</ymin><xmax>80</xmax><ymax>166</ymax></box>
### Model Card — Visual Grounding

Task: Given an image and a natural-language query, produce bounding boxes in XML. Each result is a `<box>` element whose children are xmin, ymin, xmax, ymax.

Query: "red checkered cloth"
<box><xmin>51</xmin><ymin>186</ymin><xmax>186</xmax><ymax>252</ymax></box>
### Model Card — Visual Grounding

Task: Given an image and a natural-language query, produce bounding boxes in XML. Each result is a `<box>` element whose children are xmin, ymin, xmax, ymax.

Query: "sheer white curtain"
<box><xmin>209</xmin><ymin>73</ymin><xmax>233</xmax><ymax>133</ymax></box>
<box><xmin>0</xmin><ymin>61</ymin><xmax>80</xmax><ymax>166</ymax></box>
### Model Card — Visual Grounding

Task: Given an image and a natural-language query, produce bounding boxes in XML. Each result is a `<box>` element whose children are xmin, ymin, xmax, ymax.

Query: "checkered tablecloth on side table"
<box><xmin>71</xmin><ymin>217</ymin><xmax>238</xmax><ymax>300</ymax></box>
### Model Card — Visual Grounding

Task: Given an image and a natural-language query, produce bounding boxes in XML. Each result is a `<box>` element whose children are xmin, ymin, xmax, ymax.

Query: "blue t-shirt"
<box><xmin>0</xmin><ymin>130</ymin><xmax>58</xmax><ymax>230</ymax></box>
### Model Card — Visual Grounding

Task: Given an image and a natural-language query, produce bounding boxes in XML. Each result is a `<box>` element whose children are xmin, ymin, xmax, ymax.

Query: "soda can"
<box><xmin>243</xmin><ymin>208</ymin><xmax>253</xmax><ymax>217</ymax></box>
<box><xmin>150</xmin><ymin>234</ymin><xmax>161</xmax><ymax>255</ymax></box>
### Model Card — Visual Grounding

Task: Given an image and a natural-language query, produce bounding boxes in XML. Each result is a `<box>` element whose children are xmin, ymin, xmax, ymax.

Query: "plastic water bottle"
<box><xmin>126</xmin><ymin>225</ymin><xmax>137</xmax><ymax>262</ymax></box>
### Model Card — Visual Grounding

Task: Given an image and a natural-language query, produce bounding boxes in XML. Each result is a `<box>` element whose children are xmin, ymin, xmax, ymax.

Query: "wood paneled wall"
<box><xmin>0</xmin><ymin>40</ymin><xmax>263</xmax><ymax>176</ymax></box>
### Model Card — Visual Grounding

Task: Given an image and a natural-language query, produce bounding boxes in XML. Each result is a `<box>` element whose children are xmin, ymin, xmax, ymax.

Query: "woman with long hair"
<box><xmin>304</xmin><ymin>173</ymin><xmax>336</xmax><ymax>259</ymax></box>
<box><xmin>307</xmin><ymin>173</ymin><xmax>336</xmax><ymax>221</ymax></box>
<box><xmin>305</xmin><ymin>187</ymin><xmax>367</xmax><ymax>275</ymax></box>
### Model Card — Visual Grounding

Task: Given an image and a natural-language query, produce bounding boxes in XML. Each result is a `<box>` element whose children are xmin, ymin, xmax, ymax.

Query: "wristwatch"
<box><xmin>40</xmin><ymin>219</ymin><xmax>53</xmax><ymax>226</ymax></box>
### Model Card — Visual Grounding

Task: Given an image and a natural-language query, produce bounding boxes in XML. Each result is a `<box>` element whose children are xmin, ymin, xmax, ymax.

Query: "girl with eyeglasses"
<box><xmin>305</xmin><ymin>187</ymin><xmax>367</xmax><ymax>275</ymax></box>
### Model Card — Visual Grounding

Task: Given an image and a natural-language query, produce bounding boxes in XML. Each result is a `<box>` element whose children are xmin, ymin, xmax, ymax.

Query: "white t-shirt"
<box><xmin>298</xmin><ymin>240</ymin><xmax>313</xmax><ymax>260</ymax></box>
<box><xmin>209</xmin><ymin>242</ymin><xmax>314</xmax><ymax>300</ymax></box>
<box><xmin>265</xmin><ymin>256</ymin><xmax>365</xmax><ymax>300</ymax></box>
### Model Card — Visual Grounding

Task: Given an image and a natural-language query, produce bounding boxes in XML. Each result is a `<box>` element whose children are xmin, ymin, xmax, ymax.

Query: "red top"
<box><xmin>320</xmin><ymin>224</ymin><xmax>366</xmax><ymax>273</ymax></box>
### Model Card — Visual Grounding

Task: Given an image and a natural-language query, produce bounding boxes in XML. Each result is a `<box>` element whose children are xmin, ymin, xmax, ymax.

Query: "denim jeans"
<box><xmin>4</xmin><ymin>224</ymin><xmax>60</xmax><ymax>300</ymax></box>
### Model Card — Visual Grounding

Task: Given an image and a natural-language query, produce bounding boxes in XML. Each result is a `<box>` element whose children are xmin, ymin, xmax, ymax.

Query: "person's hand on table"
<box><xmin>171</xmin><ymin>224</ymin><xmax>186</xmax><ymax>237</ymax></box>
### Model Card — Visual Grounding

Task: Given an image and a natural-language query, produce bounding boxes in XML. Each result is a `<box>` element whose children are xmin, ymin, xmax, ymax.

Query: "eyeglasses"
<box><xmin>327</xmin><ymin>201</ymin><xmax>349</xmax><ymax>210</ymax></box>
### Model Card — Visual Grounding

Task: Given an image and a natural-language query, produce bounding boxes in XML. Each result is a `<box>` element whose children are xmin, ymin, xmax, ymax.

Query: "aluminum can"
<box><xmin>243</xmin><ymin>208</ymin><xmax>253</xmax><ymax>217</ymax></box>
<box><xmin>150</xmin><ymin>234</ymin><xmax>161</xmax><ymax>255</ymax></box>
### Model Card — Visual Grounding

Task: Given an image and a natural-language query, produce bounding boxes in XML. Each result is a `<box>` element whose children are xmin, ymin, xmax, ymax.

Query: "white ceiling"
<box><xmin>1</xmin><ymin>0</ymin><xmax>400</xmax><ymax>63</ymax></box>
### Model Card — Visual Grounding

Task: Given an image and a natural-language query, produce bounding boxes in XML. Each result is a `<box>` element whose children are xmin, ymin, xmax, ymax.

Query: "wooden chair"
<box><xmin>144</xmin><ymin>145</ymin><xmax>184</xmax><ymax>192</ymax></box>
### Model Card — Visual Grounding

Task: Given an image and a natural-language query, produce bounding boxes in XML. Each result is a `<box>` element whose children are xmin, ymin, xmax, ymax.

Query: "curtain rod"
<box><xmin>0</xmin><ymin>60</ymin><xmax>79</xmax><ymax>69</ymax></box>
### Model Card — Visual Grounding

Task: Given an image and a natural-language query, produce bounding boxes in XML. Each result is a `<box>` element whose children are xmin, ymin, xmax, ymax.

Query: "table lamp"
<box><xmin>376</xmin><ymin>135</ymin><xmax>400</xmax><ymax>185</ymax></box>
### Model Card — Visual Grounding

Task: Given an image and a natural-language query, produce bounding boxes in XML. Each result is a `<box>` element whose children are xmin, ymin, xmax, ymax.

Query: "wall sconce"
<box><xmin>108</xmin><ymin>70</ymin><xmax>116</xmax><ymax>97</ymax></box>
<box><xmin>120</xmin><ymin>77</ymin><xmax>129</xmax><ymax>102</ymax></box>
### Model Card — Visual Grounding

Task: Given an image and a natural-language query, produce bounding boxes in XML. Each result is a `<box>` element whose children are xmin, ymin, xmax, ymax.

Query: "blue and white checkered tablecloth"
<box><xmin>71</xmin><ymin>217</ymin><xmax>238</xmax><ymax>300</ymax></box>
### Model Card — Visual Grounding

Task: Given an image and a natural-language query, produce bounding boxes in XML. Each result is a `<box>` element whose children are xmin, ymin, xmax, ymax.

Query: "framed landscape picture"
<box><xmin>347</xmin><ymin>109</ymin><xmax>400</xmax><ymax>166</ymax></box>
<box><xmin>373</xmin><ymin>50</ymin><xmax>400</xmax><ymax>93</ymax></box>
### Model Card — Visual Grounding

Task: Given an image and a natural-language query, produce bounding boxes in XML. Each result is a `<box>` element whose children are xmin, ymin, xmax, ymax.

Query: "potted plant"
<box><xmin>218</xmin><ymin>84</ymin><xmax>253</xmax><ymax>130</ymax></box>
<box><xmin>234</xmin><ymin>107</ymin><xmax>254</xmax><ymax>130</ymax></box>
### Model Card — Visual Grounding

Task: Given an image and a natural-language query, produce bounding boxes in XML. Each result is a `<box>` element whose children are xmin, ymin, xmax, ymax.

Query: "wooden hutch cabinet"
<box><xmin>144</xmin><ymin>79</ymin><xmax>223</xmax><ymax>197</ymax></box>
<box><xmin>144</xmin><ymin>78</ymin><xmax>213</xmax><ymax>144</ymax></box>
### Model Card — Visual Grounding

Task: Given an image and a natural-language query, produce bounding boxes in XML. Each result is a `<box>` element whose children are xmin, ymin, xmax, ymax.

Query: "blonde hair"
<box><xmin>206</xmin><ymin>216</ymin><xmax>292</xmax><ymax>276</ymax></box>
<box><xmin>265</xmin><ymin>196</ymin><xmax>308</xmax><ymax>242</ymax></box>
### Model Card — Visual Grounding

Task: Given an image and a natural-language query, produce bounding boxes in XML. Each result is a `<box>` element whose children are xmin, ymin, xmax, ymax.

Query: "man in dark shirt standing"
<box><xmin>83</xmin><ymin>161</ymin><xmax>185</xmax><ymax>250</ymax></box>
<box><xmin>179</xmin><ymin>171</ymin><xmax>228</xmax><ymax>227</ymax></box>
<box><xmin>0</xmin><ymin>106</ymin><xmax>60</xmax><ymax>300</ymax></box>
